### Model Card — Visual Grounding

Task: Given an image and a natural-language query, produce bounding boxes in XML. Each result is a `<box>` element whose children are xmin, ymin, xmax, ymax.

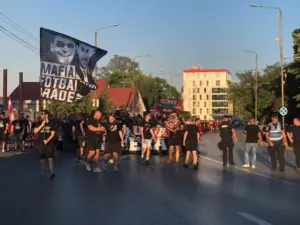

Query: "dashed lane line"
<box><xmin>200</xmin><ymin>155</ymin><xmax>300</xmax><ymax>187</ymax></box>
<box><xmin>237</xmin><ymin>212</ymin><xmax>272</xmax><ymax>225</ymax></box>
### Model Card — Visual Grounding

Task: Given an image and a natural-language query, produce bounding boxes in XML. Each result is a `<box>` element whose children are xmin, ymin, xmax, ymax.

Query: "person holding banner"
<box><xmin>85</xmin><ymin>110</ymin><xmax>106</xmax><ymax>173</ymax></box>
<box><xmin>33</xmin><ymin>110</ymin><xmax>56</xmax><ymax>179</ymax></box>
<box><xmin>140</xmin><ymin>112</ymin><xmax>156</xmax><ymax>164</ymax></box>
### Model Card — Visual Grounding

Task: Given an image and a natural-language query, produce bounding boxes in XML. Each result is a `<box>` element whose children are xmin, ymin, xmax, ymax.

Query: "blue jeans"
<box><xmin>245</xmin><ymin>143</ymin><xmax>257</xmax><ymax>165</ymax></box>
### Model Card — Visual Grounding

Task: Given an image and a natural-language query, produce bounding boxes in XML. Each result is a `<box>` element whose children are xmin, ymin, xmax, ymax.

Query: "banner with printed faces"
<box><xmin>40</xmin><ymin>28</ymin><xmax>107</xmax><ymax>103</ymax></box>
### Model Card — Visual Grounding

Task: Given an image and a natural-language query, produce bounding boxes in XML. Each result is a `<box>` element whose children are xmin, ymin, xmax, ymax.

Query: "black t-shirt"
<box><xmin>73</xmin><ymin>120</ymin><xmax>85</xmax><ymax>137</ymax></box>
<box><xmin>86</xmin><ymin>117</ymin><xmax>104</xmax><ymax>142</ymax></box>
<box><xmin>21</xmin><ymin>119</ymin><xmax>29</xmax><ymax>134</ymax></box>
<box><xmin>36</xmin><ymin>120</ymin><xmax>55</xmax><ymax>144</ymax></box>
<box><xmin>141</xmin><ymin>119</ymin><xmax>153</xmax><ymax>139</ymax></box>
<box><xmin>288</xmin><ymin>125</ymin><xmax>300</xmax><ymax>144</ymax></box>
<box><xmin>245</xmin><ymin>124</ymin><xmax>261</xmax><ymax>143</ymax></box>
<box><xmin>104</xmin><ymin>122</ymin><xmax>122</xmax><ymax>143</ymax></box>
<box><xmin>12</xmin><ymin>120</ymin><xmax>24</xmax><ymax>134</ymax></box>
<box><xmin>185</xmin><ymin>124</ymin><xmax>199</xmax><ymax>143</ymax></box>
<box><xmin>0</xmin><ymin>118</ymin><xmax>8</xmax><ymax>133</ymax></box>
<box><xmin>219</xmin><ymin>122</ymin><xmax>233</xmax><ymax>142</ymax></box>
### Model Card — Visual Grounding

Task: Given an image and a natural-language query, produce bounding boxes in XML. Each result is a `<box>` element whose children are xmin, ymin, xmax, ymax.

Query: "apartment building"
<box><xmin>182</xmin><ymin>66</ymin><xmax>232</xmax><ymax>120</ymax></box>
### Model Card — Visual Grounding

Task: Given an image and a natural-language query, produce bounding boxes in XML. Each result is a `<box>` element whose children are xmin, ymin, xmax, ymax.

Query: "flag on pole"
<box><xmin>8</xmin><ymin>96</ymin><xmax>14</xmax><ymax>122</ymax></box>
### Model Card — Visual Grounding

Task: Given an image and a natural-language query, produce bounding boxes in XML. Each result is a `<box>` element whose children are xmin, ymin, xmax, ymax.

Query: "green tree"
<box><xmin>98</xmin><ymin>89</ymin><xmax>115</xmax><ymax>115</ymax></box>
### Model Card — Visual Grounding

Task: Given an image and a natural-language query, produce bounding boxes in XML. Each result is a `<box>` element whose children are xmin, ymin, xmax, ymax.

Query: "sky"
<box><xmin>0</xmin><ymin>0</ymin><xmax>298</xmax><ymax>95</ymax></box>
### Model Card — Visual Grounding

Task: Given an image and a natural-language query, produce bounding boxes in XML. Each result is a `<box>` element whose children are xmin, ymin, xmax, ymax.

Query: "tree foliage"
<box><xmin>99</xmin><ymin>89</ymin><xmax>115</xmax><ymax>115</ymax></box>
<box><xmin>47</xmin><ymin>95</ymin><xmax>93</xmax><ymax>118</ymax></box>
<box><xmin>99</xmin><ymin>55</ymin><xmax>180</xmax><ymax>108</ymax></box>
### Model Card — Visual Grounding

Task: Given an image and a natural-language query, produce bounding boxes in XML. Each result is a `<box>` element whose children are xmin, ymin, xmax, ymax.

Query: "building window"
<box><xmin>204</xmin><ymin>115</ymin><xmax>207</xmax><ymax>120</ymax></box>
<box><xmin>200</xmin><ymin>95</ymin><xmax>202</xmax><ymax>100</ymax></box>
<box><xmin>193</xmin><ymin>101</ymin><xmax>196</xmax><ymax>107</ymax></box>
<box><xmin>206</xmin><ymin>95</ymin><xmax>209</xmax><ymax>100</ymax></box>
<box><xmin>204</xmin><ymin>88</ymin><xmax>206</xmax><ymax>93</ymax></box>
<box><xmin>216</xmin><ymin>72</ymin><xmax>220</xmax><ymax>78</ymax></box>
<box><xmin>204</xmin><ymin>102</ymin><xmax>206</xmax><ymax>107</ymax></box>
<box><xmin>212</xmin><ymin>88</ymin><xmax>228</xmax><ymax>93</ymax></box>
<box><xmin>207</xmin><ymin>108</ymin><xmax>209</xmax><ymax>114</ymax></box>
<box><xmin>200</xmin><ymin>108</ymin><xmax>202</xmax><ymax>114</ymax></box>
<box><xmin>197</xmin><ymin>101</ymin><xmax>200</xmax><ymax>107</ymax></box>
<box><xmin>199</xmin><ymin>81</ymin><xmax>202</xmax><ymax>86</ymax></box>
<box><xmin>206</xmin><ymin>81</ymin><xmax>209</xmax><ymax>86</ymax></box>
<box><xmin>212</xmin><ymin>102</ymin><xmax>228</xmax><ymax>107</ymax></box>
<box><xmin>193</xmin><ymin>81</ymin><xmax>195</xmax><ymax>86</ymax></box>
<box><xmin>216</xmin><ymin>80</ymin><xmax>220</xmax><ymax>86</ymax></box>
<box><xmin>193</xmin><ymin>108</ymin><xmax>196</xmax><ymax>114</ymax></box>
<box><xmin>193</xmin><ymin>88</ymin><xmax>196</xmax><ymax>93</ymax></box>
<box><xmin>212</xmin><ymin>95</ymin><xmax>227</xmax><ymax>100</ymax></box>
<box><xmin>193</xmin><ymin>95</ymin><xmax>196</xmax><ymax>100</ymax></box>
<box><xmin>197</xmin><ymin>88</ymin><xmax>200</xmax><ymax>94</ymax></box>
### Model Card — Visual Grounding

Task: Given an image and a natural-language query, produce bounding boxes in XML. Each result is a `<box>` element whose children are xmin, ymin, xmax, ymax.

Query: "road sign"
<box><xmin>279</xmin><ymin>107</ymin><xmax>288</xmax><ymax>116</ymax></box>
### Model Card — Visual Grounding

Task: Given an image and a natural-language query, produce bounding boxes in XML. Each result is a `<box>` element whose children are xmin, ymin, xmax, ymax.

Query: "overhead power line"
<box><xmin>0</xmin><ymin>25</ymin><xmax>39</xmax><ymax>54</ymax></box>
<box><xmin>0</xmin><ymin>12</ymin><xmax>39</xmax><ymax>43</ymax></box>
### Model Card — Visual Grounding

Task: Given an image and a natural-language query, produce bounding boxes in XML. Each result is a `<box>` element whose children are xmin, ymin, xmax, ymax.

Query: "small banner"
<box><xmin>40</xmin><ymin>28</ymin><xmax>107</xmax><ymax>103</ymax></box>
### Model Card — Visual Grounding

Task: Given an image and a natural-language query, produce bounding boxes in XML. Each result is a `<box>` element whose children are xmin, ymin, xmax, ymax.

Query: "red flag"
<box><xmin>8</xmin><ymin>97</ymin><xmax>14</xmax><ymax>122</ymax></box>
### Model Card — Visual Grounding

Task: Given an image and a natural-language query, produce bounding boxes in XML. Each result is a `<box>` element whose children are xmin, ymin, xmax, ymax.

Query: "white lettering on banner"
<box><xmin>40</xmin><ymin>62</ymin><xmax>76</xmax><ymax>78</ymax></box>
<box><xmin>41</xmin><ymin>88</ymin><xmax>76</xmax><ymax>103</ymax></box>
<box><xmin>58</xmin><ymin>78</ymin><xmax>66</xmax><ymax>89</ymax></box>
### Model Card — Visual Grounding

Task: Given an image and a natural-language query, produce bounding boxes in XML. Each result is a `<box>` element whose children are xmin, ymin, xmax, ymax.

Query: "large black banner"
<box><xmin>40</xmin><ymin>28</ymin><xmax>107</xmax><ymax>102</ymax></box>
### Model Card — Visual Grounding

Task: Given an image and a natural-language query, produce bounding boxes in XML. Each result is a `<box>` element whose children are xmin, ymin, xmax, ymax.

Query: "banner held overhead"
<box><xmin>40</xmin><ymin>28</ymin><xmax>107</xmax><ymax>103</ymax></box>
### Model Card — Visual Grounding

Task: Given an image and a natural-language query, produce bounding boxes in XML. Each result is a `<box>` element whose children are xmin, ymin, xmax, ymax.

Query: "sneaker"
<box><xmin>145</xmin><ymin>160</ymin><xmax>150</xmax><ymax>165</ymax></box>
<box><xmin>183</xmin><ymin>163</ymin><xmax>188</xmax><ymax>169</ymax></box>
<box><xmin>242</xmin><ymin>164</ymin><xmax>250</xmax><ymax>168</ymax></box>
<box><xmin>49</xmin><ymin>173</ymin><xmax>55</xmax><ymax>179</ymax></box>
<box><xmin>94</xmin><ymin>167</ymin><xmax>102</xmax><ymax>173</ymax></box>
<box><xmin>194</xmin><ymin>163</ymin><xmax>199</xmax><ymax>170</ymax></box>
<box><xmin>1</xmin><ymin>149</ymin><xmax>5</xmax><ymax>153</ymax></box>
<box><xmin>113</xmin><ymin>166</ymin><xmax>118</xmax><ymax>172</ymax></box>
<box><xmin>230</xmin><ymin>162</ymin><xmax>235</xmax><ymax>166</ymax></box>
<box><xmin>109</xmin><ymin>159</ymin><xmax>114</xmax><ymax>164</ymax></box>
<box><xmin>251</xmin><ymin>165</ymin><xmax>256</xmax><ymax>169</ymax></box>
<box><xmin>85</xmin><ymin>163</ymin><xmax>92</xmax><ymax>172</ymax></box>
<box><xmin>102</xmin><ymin>164</ymin><xmax>107</xmax><ymax>172</ymax></box>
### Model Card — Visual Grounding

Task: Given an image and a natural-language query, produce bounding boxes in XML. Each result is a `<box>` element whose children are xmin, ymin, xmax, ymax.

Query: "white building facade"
<box><xmin>182</xmin><ymin>66</ymin><xmax>232</xmax><ymax>120</ymax></box>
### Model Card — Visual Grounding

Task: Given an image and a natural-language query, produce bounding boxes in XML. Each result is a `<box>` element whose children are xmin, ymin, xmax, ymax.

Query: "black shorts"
<box><xmin>104</xmin><ymin>142</ymin><xmax>120</xmax><ymax>154</ymax></box>
<box><xmin>185</xmin><ymin>141</ymin><xmax>198</xmax><ymax>151</ymax></box>
<box><xmin>76</xmin><ymin>136</ymin><xmax>86</xmax><ymax>148</ymax></box>
<box><xmin>0</xmin><ymin>133</ymin><xmax>7</xmax><ymax>141</ymax></box>
<box><xmin>86</xmin><ymin>140</ymin><xmax>102</xmax><ymax>151</ymax></box>
<box><xmin>38</xmin><ymin>144</ymin><xmax>54</xmax><ymax>159</ymax></box>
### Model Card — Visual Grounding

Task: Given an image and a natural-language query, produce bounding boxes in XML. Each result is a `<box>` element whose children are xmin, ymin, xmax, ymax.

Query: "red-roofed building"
<box><xmin>9</xmin><ymin>80</ymin><xmax>146</xmax><ymax>115</ymax></box>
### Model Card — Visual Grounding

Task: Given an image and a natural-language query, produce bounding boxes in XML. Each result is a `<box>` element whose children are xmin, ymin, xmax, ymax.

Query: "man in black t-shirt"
<box><xmin>34</xmin><ymin>110</ymin><xmax>56</xmax><ymax>179</ymax></box>
<box><xmin>243</xmin><ymin>118</ymin><xmax>262</xmax><ymax>169</ymax></box>
<box><xmin>140</xmin><ymin>112</ymin><xmax>155</xmax><ymax>164</ymax></box>
<box><xmin>183</xmin><ymin>117</ymin><xmax>200</xmax><ymax>170</ymax></box>
<box><xmin>72</xmin><ymin>115</ymin><xmax>86</xmax><ymax>162</ymax></box>
<box><xmin>103</xmin><ymin>114</ymin><xmax>124</xmax><ymax>172</ymax></box>
<box><xmin>11</xmin><ymin>115</ymin><xmax>25</xmax><ymax>152</ymax></box>
<box><xmin>21</xmin><ymin>116</ymin><xmax>29</xmax><ymax>151</ymax></box>
<box><xmin>0</xmin><ymin>112</ymin><xmax>9</xmax><ymax>152</ymax></box>
<box><xmin>287</xmin><ymin>117</ymin><xmax>300</xmax><ymax>172</ymax></box>
<box><xmin>85</xmin><ymin>110</ymin><xmax>106</xmax><ymax>173</ymax></box>
<box><xmin>218</xmin><ymin>115</ymin><xmax>238</xmax><ymax>166</ymax></box>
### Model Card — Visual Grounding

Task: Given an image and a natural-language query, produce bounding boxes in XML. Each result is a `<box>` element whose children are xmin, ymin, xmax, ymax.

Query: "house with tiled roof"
<box><xmin>9</xmin><ymin>80</ymin><xmax>146</xmax><ymax>115</ymax></box>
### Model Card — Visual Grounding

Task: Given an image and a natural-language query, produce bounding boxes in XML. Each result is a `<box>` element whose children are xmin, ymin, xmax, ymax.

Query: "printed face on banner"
<box><xmin>77</xmin><ymin>43</ymin><xmax>95</xmax><ymax>69</ymax></box>
<box><xmin>40</xmin><ymin>28</ymin><xmax>107</xmax><ymax>103</ymax></box>
<box><xmin>50</xmin><ymin>35</ymin><xmax>76</xmax><ymax>64</ymax></box>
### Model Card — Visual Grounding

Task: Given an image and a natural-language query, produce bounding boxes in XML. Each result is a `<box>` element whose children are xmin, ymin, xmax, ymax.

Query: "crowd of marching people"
<box><xmin>1</xmin><ymin>108</ymin><xmax>300</xmax><ymax>179</ymax></box>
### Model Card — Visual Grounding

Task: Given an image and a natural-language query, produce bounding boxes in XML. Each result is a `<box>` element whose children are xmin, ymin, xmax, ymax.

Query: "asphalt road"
<box><xmin>0</xmin><ymin>142</ymin><xmax>300</xmax><ymax>225</ymax></box>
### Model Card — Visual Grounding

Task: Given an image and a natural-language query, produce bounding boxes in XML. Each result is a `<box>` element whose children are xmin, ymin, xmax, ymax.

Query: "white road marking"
<box><xmin>200</xmin><ymin>156</ymin><xmax>300</xmax><ymax>187</ymax></box>
<box><xmin>238</xmin><ymin>212</ymin><xmax>272</xmax><ymax>225</ymax></box>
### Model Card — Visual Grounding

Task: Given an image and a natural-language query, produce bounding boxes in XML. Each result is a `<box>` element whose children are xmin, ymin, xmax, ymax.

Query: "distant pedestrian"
<box><xmin>287</xmin><ymin>117</ymin><xmax>300</xmax><ymax>172</ymax></box>
<box><xmin>243</xmin><ymin>118</ymin><xmax>263</xmax><ymax>169</ymax></box>
<box><xmin>265</xmin><ymin>114</ymin><xmax>288</xmax><ymax>172</ymax></box>
<box><xmin>218</xmin><ymin>115</ymin><xmax>238</xmax><ymax>166</ymax></box>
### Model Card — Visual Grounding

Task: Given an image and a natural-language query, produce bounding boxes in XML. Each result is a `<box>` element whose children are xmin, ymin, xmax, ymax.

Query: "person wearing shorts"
<box><xmin>103</xmin><ymin>114</ymin><xmax>124</xmax><ymax>172</ymax></box>
<box><xmin>33</xmin><ymin>110</ymin><xmax>56</xmax><ymax>179</ymax></box>
<box><xmin>140</xmin><ymin>113</ymin><xmax>155</xmax><ymax>164</ymax></box>
<box><xmin>183</xmin><ymin>117</ymin><xmax>200</xmax><ymax>170</ymax></box>
<box><xmin>11</xmin><ymin>115</ymin><xmax>25</xmax><ymax>152</ymax></box>
<box><xmin>0</xmin><ymin>112</ymin><xmax>9</xmax><ymax>152</ymax></box>
<box><xmin>166</xmin><ymin>116</ymin><xmax>180</xmax><ymax>165</ymax></box>
<box><xmin>85</xmin><ymin>110</ymin><xmax>106</xmax><ymax>173</ymax></box>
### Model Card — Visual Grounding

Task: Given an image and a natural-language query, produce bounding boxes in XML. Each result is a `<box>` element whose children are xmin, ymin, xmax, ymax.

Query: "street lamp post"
<box><xmin>93</xmin><ymin>23</ymin><xmax>120</xmax><ymax>78</ymax></box>
<box><xmin>243</xmin><ymin>50</ymin><xmax>258</xmax><ymax>122</ymax></box>
<box><xmin>250</xmin><ymin>4</ymin><xmax>285</xmax><ymax>126</ymax></box>
<box><xmin>131</xmin><ymin>54</ymin><xmax>150</xmax><ymax>115</ymax></box>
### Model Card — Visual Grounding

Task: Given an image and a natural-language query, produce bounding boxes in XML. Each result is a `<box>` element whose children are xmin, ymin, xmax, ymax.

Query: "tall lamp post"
<box><xmin>131</xmin><ymin>54</ymin><xmax>150</xmax><ymax>115</ymax></box>
<box><xmin>250</xmin><ymin>4</ymin><xmax>284</xmax><ymax>126</ymax></box>
<box><xmin>94</xmin><ymin>23</ymin><xmax>120</xmax><ymax>78</ymax></box>
<box><xmin>243</xmin><ymin>50</ymin><xmax>258</xmax><ymax>122</ymax></box>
